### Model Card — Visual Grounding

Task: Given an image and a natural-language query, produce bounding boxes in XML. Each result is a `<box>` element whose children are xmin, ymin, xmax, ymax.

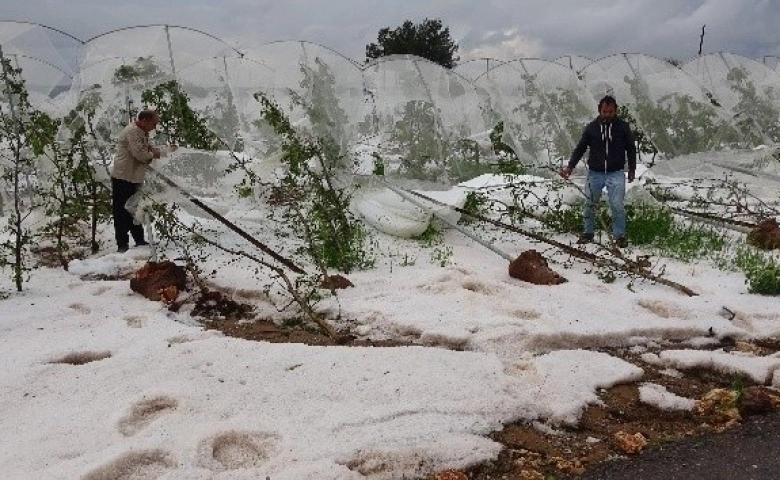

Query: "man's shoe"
<box><xmin>576</xmin><ymin>233</ymin><xmax>594</xmax><ymax>244</ymax></box>
<box><xmin>117</xmin><ymin>246</ymin><xmax>129</xmax><ymax>253</ymax></box>
<box><xmin>135</xmin><ymin>240</ymin><xmax>149</xmax><ymax>247</ymax></box>
<box><xmin>615</xmin><ymin>236</ymin><xmax>628</xmax><ymax>248</ymax></box>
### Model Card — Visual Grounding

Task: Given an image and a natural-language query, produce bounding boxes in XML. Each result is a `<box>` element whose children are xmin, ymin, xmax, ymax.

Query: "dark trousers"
<box><xmin>111</xmin><ymin>177</ymin><xmax>145</xmax><ymax>248</ymax></box>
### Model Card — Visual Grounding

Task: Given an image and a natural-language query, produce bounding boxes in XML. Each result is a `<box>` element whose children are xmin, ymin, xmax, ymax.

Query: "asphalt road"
<box><xmin>572</xmin><ymin>413</ymin><xmax>780</xmax><ymax>480</ymax></box>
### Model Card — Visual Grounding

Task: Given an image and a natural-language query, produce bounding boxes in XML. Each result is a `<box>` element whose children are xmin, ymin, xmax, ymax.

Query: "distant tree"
<box><xmin>366</xmin><ymin>18</ymin><xmax>459</xmax><ymax>69</ymax></box>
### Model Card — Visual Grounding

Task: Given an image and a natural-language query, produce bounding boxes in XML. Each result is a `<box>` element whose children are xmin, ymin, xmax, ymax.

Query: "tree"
<box><xmin>1</xmin><ymin>58</ymin><xmax>57</xmax><ymax>290</ymax></box>
<box><xmin>141</xmin><ymin>80</ymin><xmax>219</xmax><ymax>150</ymax></box>
<box><xmin>366</xmin><ymin>19</ymin><xmax>459</xmax><ymax>69</ymax></box>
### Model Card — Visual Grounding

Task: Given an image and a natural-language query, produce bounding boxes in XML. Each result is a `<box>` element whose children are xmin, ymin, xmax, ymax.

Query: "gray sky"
<box><xmin>3</xmin><ymin>0</ymin><xmax>779</xmax><ymax>64</ymax></box>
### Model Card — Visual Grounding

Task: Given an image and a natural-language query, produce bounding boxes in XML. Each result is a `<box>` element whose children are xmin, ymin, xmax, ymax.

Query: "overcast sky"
<box><xmin>3</xmin><ymin>0</ymin><xmax>779</xmax><ymax>65</ymax></box>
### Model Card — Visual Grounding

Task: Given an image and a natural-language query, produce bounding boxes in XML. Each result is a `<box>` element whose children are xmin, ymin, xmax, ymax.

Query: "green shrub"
<box><xmin>627</xmin><ymin>206</ymin><xmax>726</xmax><ymax>261</ymax></box>
<box><xmin>539</xmin><ymin>204</ymin><xmax>726</xmax><ymax>262</ymax></box>
<box><xmin>539</xmin><ymin>206</ymin><xmax>583</xmax><ymax>234</ymax></box>
<box><xmin>733</xmin><ymin>247</ymin><xmax>780</xmax><ymax>295</ymax></box>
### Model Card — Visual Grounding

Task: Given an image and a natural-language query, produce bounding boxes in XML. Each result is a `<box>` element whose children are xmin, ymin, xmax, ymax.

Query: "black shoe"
<box><xmin>135</xmin><ymin>240</ymin><xmax>149</xmax><ymax>247</ymax></box>
<box><xmin>615</xmin><ymin>236</ymin><xmax>628</xmax><ymax>248</ymax></box>
<box><xmin>576</xmin><ymin>233</ymin><xmax>594</xmax><ymax>244</ymax></box>
<box><xmin>117</xmin><ymin>246</ymin><xmax>129</xmax><ymax>253</ymax></box>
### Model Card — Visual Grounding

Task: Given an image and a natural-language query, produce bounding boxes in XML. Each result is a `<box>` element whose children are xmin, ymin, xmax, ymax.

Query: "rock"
<box><xmin>695</xmin><ymin>388</ymin><xmax>742</xmax><ymax>427</ymax></box>
<box><xmin>739</xmin><ymin>386</ymin><xmax>775</xmax><ymax>416</ymax></box>
<box><xmin>508</xmin><ymin>250</ymin><xmax>567</xmax><ymax>285</ymax></box>
<box><xmin>321</xmin><ymin>274</ymin><xmax>354</xmax><ymax>290</ymax></box>
<box><xmin>747</xmin><ymin>218</ymin><xmax>780</xmax><ymax>250</ymax></box>
<box><xmin>130</xmin><ymin>261</ymin><xmax>187</xmax><ymax>302</ymax></box>
<box><xmin>613</xmin><ymin>431</ymin><xmax>648</xmax><ymax>454</ymax></box>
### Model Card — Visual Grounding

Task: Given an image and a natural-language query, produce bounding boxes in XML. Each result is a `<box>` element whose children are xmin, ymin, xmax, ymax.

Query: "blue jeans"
<box><xmin>583</xmin><ymin>170</ymin><xmax>626</xmax><ymax>237</ymax></box>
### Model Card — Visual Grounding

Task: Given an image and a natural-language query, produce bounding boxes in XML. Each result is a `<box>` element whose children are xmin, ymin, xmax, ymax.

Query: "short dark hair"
<box><xmin>137</xmin><ymin>110</ymin><xmax>158</xmax><ymax>121</ymax></box>
<box><xmin>598</xmin><ymin>95</ymin><xmax>617</xmax><ymax>109</ymax></box>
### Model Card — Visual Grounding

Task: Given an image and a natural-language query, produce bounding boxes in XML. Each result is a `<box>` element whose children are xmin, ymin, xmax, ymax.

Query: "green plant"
<box><xmin>733</xmin><ymin>246</ymin><xmax>780</xmax><ymax>295</ymax></box>
<box><xmin>459</xmin><ymin>191</ymin><xmax>488</xmax><ymax>224</ymax></box>
<box><xmin>730</xmin><ymin>375</ymin><xmax>747</xmax><ymax>406</ymax></box>
<box><xmin>255</xmin><ymin>93</ymin><xmax>373</xmax><ymax>273</ymax></box>
<box><xmin>371</xmin><ymin>152</ymin><xmax>385</xmax><ymax>176</ymax></box>
<box><xmin>112</xmin><ymin>57</ymin><xmax>164</xmax><ymax>87</ymax></box>
<box><xmin>1</xmin><ymin>57</ymin><xmax>57</xmax><ymax>290</ymax></box>
<box><xmin>141</xmin><ymin>80</ymin><xmax>219</xmax><ymax>150</ymax></box>
<box><xmin>413</xmin><ymin>224</ymin><xmax>452</xmax><ymax>266</ymax></box>
<box><xmin>39</xmin><ymin>123</ymin><xmax>112</xmax><ymax>267</ymax></box>
<box><xmin>430</xmin><ymin>244</ymin><xmax>453</xmax><ymax>267</ymax></box>
<box><xmin>621</xmin><ymin>75</ymin><xmax>740</xmax><ymax>157</ymax></box>
<box><xmin>626</xmin><ymin>205</ymin><xmax>727</xmax><ymax>261</ymax></box>
<box><xmin>414</xmin><ymin>224</ymin><xmax>441</xmax><ymax>247</ymax></box>
<box><xmin>539</xmin><ymin>205</ymin><xmax>583</xmax><ymax>234</ymax></box>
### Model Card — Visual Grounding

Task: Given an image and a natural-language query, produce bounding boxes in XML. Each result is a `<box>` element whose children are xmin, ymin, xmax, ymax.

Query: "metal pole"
<box><xmin>376</xmin><ymin>177</ymin><xmax>515</xmax><ymax>262</ymax></box>
<box><xmin>164</xmin><ymin>25</ymin><xmax>177</xmax><ymax>80</ymax></box>
<box><xmin>0</xmin><ymin>45</ymin><xmax>19</xmax><ymax>123</ymax></box>
<box><xmin>148</xmin><ymin>165</ymin><xmax>306</xmax><ymax>274</ymax></box>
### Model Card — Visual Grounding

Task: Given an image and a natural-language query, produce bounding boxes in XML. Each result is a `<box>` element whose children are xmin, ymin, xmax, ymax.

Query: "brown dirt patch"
<box><xmin>462</xmin><ymin>342</ymin><xmax>780</xmax><ymax>480</ymax></box>
<box><xmin>195</xmin><ymin>290</ymin><xmax>413</xmax><ymax>348</ymax></box>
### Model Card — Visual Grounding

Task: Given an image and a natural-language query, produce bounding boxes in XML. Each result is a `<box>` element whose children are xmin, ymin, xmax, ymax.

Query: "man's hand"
<box><xmin>627</xmin><ymin>170</ymin><xmax>635</xmax><ymax>183</ymax></box>
<box><xmin>560</xmin><ymin>166</ymin><xmax>573</xmax><ymax>179</ymax></box>
<box><xmin>168</xmin><ymin>144</ymin><xmax>178</xmax><ymax>153</ymax></box>
<box><xmin>151</xmin><ymin>147</ymin><xmax>162</xmax><ymax>159</ymax></box>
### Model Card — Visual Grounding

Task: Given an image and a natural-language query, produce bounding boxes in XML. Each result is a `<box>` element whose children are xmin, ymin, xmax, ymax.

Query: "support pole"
<box><xmin>377</xmin><ymin>177</ymin><xmax>515</xmax><ymax>262</ymax></box>
<box><xmin>0</xmin><ymin>45</ymin><xmax>18</xmax><ymax>124</ymax></box>
<box><xmin>164</xmin><ymin>25</ymin><xmax>177</xmax><ymax>80</ymax></box>
<box><xmin>148</xmin><ymin>165</ymin><xmax>306</xmax><ymax>274</ymax></box>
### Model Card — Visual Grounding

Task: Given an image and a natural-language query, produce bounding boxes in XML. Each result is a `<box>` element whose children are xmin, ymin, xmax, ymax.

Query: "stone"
<box><xmin>747</xmin><ymin>218</ymin><xmax>780</xmax><ymax>250</ymax></box>
<box><xmin>613</xmin><ymin>431</ymin><xmax>648</xmax><ymax>454</ymax></box>
<box><xmin>321</xmin><ymin>274</ymin><xmax>354</xmax><ymax>290</ymax></box>
<box><xmin>130</xmin><ymin>261</ymin><xmax>187</xmax><ymax>302</ymax></box>
<box><xmin>508</xmin><ymin>250</ymin><xmax>567</xmax><ymax>285</ymax></box>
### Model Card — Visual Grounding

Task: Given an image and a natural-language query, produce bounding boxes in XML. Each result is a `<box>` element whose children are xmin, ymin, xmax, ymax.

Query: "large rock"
<box><xmin>130</xmin><ymin>261</ymin><xmax>187</xmax><ymax>302</ymax></box>
<box><xmin>613</xmin><ymin>431</ymin><xmax>648</xmax><ymax>454</ymax></box>
<box><xmin>321</xmin><ymin>274</ymin><xmax>354</xmax><ymax>290</ymax></box>
<box><xmin>508</xmin><ymin>250</ymin><xmax>567</xmax><ymax>285</ymax></box>
<box><xmin>747</xmin><ymin>218</ymin><xmax>780</xmax><ymax>250</ymax></box>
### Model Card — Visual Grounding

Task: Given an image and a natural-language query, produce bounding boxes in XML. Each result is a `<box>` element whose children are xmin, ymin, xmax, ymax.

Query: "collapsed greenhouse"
<box><xmin>1</xmin><ymin>22</ymin><xmax>779</xmax><ymax>289</ymax></box>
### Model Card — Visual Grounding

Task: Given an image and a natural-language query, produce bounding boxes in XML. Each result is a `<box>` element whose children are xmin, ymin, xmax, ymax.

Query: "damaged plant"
<box><xmin>253</xmin><ymin>92</ymin><xmax>373</xmax><ymax>274</ymax></box>
<box><xmin>150</xmin><ymin>201</ymin><xmax>338</xmax><ymax>336</ymax></box>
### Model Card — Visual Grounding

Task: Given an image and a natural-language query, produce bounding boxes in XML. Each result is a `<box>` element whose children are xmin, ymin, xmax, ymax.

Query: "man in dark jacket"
<box><xmin>560</xmin><ymin>95</ymin><xmax>636</xmax><ymax>247</ymax></box>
